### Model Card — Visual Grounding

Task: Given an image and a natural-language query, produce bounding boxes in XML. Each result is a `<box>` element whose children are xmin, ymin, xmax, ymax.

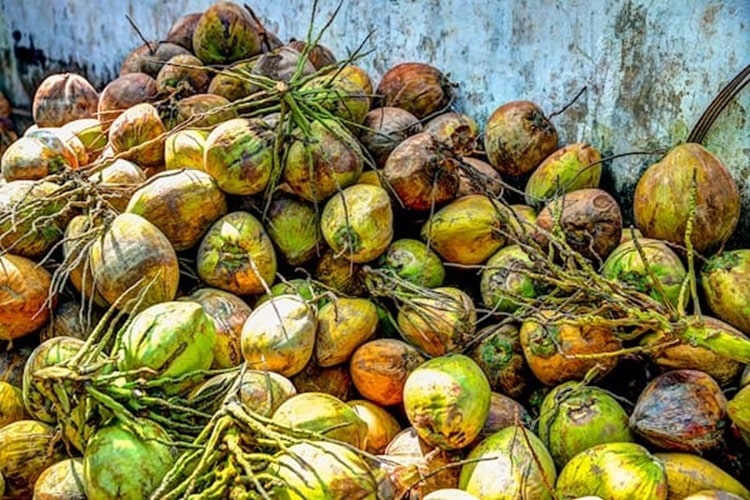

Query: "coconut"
<box><xmin>83</xmin><ymin>418</ymin><xmax>175</xmax><ymax>500</ymax></box>
<box><xmin>192</xmin><ymin>1</ymin><xmax>261</xmax><ymax>64</ymax></box>
<box><xmin>0</xmin><ymin>381</ymin><xmax>26</xmax><ymax>428</ymax></box>
<box><xmin>538</xmin><ymin>381</ymin><xmax>634</xmax><ymax>468</ymax></box>
<box><xmin>348</xmin><ymin>399</ymin><xmax>402</xmax><ymax>454</ymax></box>
<box><xmin>32</xmin><ymin>72</ymin><xmax>98</xmax><ymax>127</ymax></box>
<box><xmin>264</xmin><ymin>191</ymin><xmax>322</xmax><ymax>266</ymax></box>
<box><xmin>701</xmin><ymin>249</ymin><xmax>750</xmax><ymax>335</ymax></box>
<box><xmin>1</xmin><ymin>133</ymin><xmax>77</xmax><ymax>181</ymax></box>
<box><xmin>483</xmin><ymin>100</ymin><xmax>559</xmax><ymax>177</ymax></box>
<box><xmin>155</xmin><ymin>54</ymin><xmax>210</xmax><ymax>96</ymax></box>
<box><xmin>125</xmin><ymin>168</ymin><xmax>227</xmax><ymax>251</ymax></box>
<box><xmin>291</xmin><ymin>360</ymin><xmax>353</xmax><ymax>401</ymax></box>
<box><xmin>252</xmin><ymin>45</ymin><xmax>316</xmax><ymax>83</ymax></box>
<box><xmin>166</xmin><ymin>93</ymin><xmax>237</xmax><ymax>130</ymax></box>
<box><xmin>375</xmin><ymin>62</ymin><xmax>454</xmax><ymax>119</ymax></box>
<box><xmin>207</xmin><ymin>59</ymin><xmax>259</xmax><ymax>101</ymax></box>
<box><xmin>403</xmin><ymin>354</ymin><xmax>491</xmax><ymax>450</ymax></box>
<box><xmin>350</xmin><ymin>338</ymin><xmax>426</xmax><ymax>407</ymax></box>
<box><xmin>601</xmin><ymin>237</ymin><xmax>687</xmax><ymax>307</ymax></box>
<box><xmin>40</xmin><ymin>297</ymin><xmax>101</xmax><ymax>342</ymax></box>
<box><xmin>88</xmin><ymin>212</ymin><xmax>180</xmax><ymax>311</ymax></box>
<box><xmin>288</xmin><ymin>39</ymin><xmax>337</xmax><ymax>69</ymax></box>
<box><xmin>480</xmin><ymin>243</ymin><xmax>545</xmax><ymax>314</ymax></box>
<box><xmin>315</xmin><ymin>297</ymin><xmax>379</xmax><ymax>367</ymax></box>
<box><xmin>188</xmin><ymin>369</ymin><xmax>296</xmax><ymax>416</ymax></box>
<box><xmin>0</xmin><ymin>253</ymin><xmax>54</xmax><ymax>341</ymax></box>
<box><xmin>377</xmin><ymin>238</ymin><xmax>446</xmax><ymax>288</ymax></box>
<box><xmin>283</xmin><ymin>118</ymin><xmax>364</xmax><ymax>202</ymax></box>
<box><xmin>423</xmin><ymin>111</ymin><xmax>480</xmax><ymax>156</ymax></box>
<box><xmin>96</xmin><ymin>72</ymin><xmax>157</xmax><ymax>128</ymax></box>
<box><xmin>120</xmin><ymin>41</ymin><xmax>192</xmax><ymax>77</ymax></box>
<box><xmin>240</xmin><ymin>294</ymin><xmax>315</xmax><ymax>377</ymax></box>
<box><xmin>397</xmin><ymin>286</ymin><xmax>477</xmax><ymax>357</ymax></box>
<box><xmin>555</xmin><ymin>442</ymin><xmax>668</xmax><ymax>499</ymax></box>
<box><xmin>469</xmin><ymin>323</ymin><xmax>529</xmax><ymax>399</ymax></box>
<box><xmin>477</xmin><ymin>391</ymin><xmax>534</xmax><ymax>441</ymax></box>
<box><xmin>33</xmin><ymin>457</ymin><xmax>86</xmax><ymax>500</ymax></box>
<box><xmin>525</xmin><ymin>143</ymin><xmax>602</xmax><ymax>209</ymax></box>
<box><xmin>634</xmin><ymin>143</ymin><xmax>740</xmax><ymax>254</ymax></box>
<box><xmin>62</xmin><ymin>215</ymin><xmax>108</xmax><ymax>307</ymax></box>
<box><xmin>728</xmin><ymin>384</ymin><xmax>750</xmax><ymax>434</ymax></box>
<box><xmin>33</xmin><ymin>126</ymin><xmax>88</xmax><ymax>166</ymax></box>
<box><xmin>165</xmin><ymin>12</ymin><xmax>203</xmax><ymax>52</ymax></box>
<box><xmin>0</xmin><ymin>420</ymin><xmax>67</xmax><ymax>499</ymax></box>
<box><xmin>0</xmin><ymin>180</ymin><xmax>73</xmax><ymax>258</ymax></box>
<box><xmin>519</xmin><ymin>309</ymin><xmax>622</xmax><ymax>386</ymax></box>
<box><xmin>321</xmin><ymin>183</ymin><xmax>394</xmax><ymax>263</ymax></box>
<box><xmin>383</xmin><ymin>132</ymin><xmax>461</xmax><ymax>211</ymax></box>
<box><xmin>89</xmin><ymin>158</ymin><xmax>147</xmax><ymax>212</ymax></box>
<box><xmin>196</xmin><ymin>211</ymin><xmax>277</xmax><ymax>296</ymax></box>
<box><xmin>302</xmin><ymin>64</ymin><xmax>372</xmax><ymax>126</ymax></box>
<box><xmin>358</xmin><ymin>106</ymin><xmax>422</xmax><ymax>168</ymax></box>
<box><xmin>270</xmin><ymin>441</ymin><xmax>379</xmax><ymax>499</ymax></box>
<box><xmin>459</xmin><ymin>425</ymin><xmax>556</xmax><ymax>499</ymax></box>
<box><xmin>421</xmin><ymin>194</ymin><xmax>508</xmax><ymax>265</ymax></box>
<box><xmin>534</xmin><ymin>188</ymin><xmax>623</xmax><ymax>265</ymax></box>
<box><xmin>423</xmin><ymin>490</ymin><xmax>479</xmax><ymax>500</ymax></box>
<box><xmin>107</xmin><ymin>102</ymin><xmax>166</xmax><ymax>167</ymax></box>
<box><xmin>630</xmin><ymin>369</ymin><xmax>728</xmax><ymax>452</ymax></box>
<box><xmin>457</xmin><ymin>156</ymin><xmax>504</xmax><ymax>197</ymax></box>
<box><xmin>655</xmin><ymin>452</ymin><xmax>750</xmax><ymax>500</ymax></box>
<box><xmin>272</xmin><ymin>391</ymin><xmax>369</xmax><ymax>448</ymax></box>
<box><xmin>164</xmin><ymin>128</ymin><xmax>208</xmax><ymax>171</ymax></box>
<box><xmin>0</xmin><ymin>347</ymin><xmax>32</xmax><ymax>388</ymax></box>
<box><xmin>314</xmin><ymin>249</ymin><xmax>368</xmax><ymax>296</ymax></box>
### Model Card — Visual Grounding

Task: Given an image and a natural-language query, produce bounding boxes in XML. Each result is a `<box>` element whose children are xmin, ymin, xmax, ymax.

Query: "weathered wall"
<box><xmin>1</xmin><ymin>0</ymin><xmax>748</xmax><ymax>245</ymax></box>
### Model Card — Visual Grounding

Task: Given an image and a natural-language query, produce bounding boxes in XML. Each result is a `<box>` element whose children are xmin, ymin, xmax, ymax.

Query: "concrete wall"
<box><xmin>1</xmin><ymin>0</ymin><xmax>748</xmax><ymax>245</ymax></box>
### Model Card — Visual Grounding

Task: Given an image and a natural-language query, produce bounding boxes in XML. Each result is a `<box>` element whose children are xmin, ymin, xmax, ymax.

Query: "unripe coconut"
<box><xmin>384</xmin><ymin>132</ymin><xmax>461</xmax><ymax>211</ymax></box>
<box><xmin>0</xmin><ymin>381</ymin><xmax>26</xmax><ymax>427</ymax></box>
<box><xmin>397</xmin><ymin>286</ymin><xmax>477</xmax><ymax>357</ymax></box>
<box><xmin>120</xmin><ymin>41</ymin><xmax>191</xmax><ymax>77</ymax></box>
<box><xmin>88</xmin><ymin>212</ymin><xmax>180</xmax><ymax>311</ymax></box>
<box><xmin>525</xmin><ymin>142</ymin><xmax>602</xmax><ymax>209</ymax></box>
<box><xmin>375</xmin><ymin>62</ymin><xmax>454</xmax><ymax>119</ymax></box>
<box><xmin>634</xmin><ymin>143</ymin><xmax>740</xmax><ymax>254</ymax></box>
<box><xmin>60</xmin><ymin>117</ymin><xmax>107</xmax><ymax>161</ymax></box>
<box><xmin>166</xmin><ymin>12</ymin><xmax>202</xmax><ymax>51</ymax></box>
<box><xmin>421</xmin><ymin>194</ymin><xmax>508</xmax><ymax>265</ymax></box>
<box><xmin>284</xmin><ymin>118</ymin><xmax>364</xmax><ymax>202</ymax></box>
<box><xmin>0</xmin><ymin>253</ymin><xmax>54</xmax><ymax>341</ymax></box>
<box><xmin>164</xmin><ymin>128</ymin><xmax>207</xmax><ymax>171</ymax></box>
<box><xmin>555</xmin><ymin>442</ymin><xmax>668</xmax><ymax>500</ymax></box>
<box><xmin>33</xmin><ymin>457</ymin><xmax>86</xmax><ymax>500</ymax></box>
<box><xmin>403</xmin><ymin>354</ymin><xmax>491</xmax><ymax>450</ymax></box>
<box><xmin>457</xmin><ymin>156</ymin><xmax>504</xmax><ymax>197</ymax></box>
<box><xmin>188</xmin><ymin>369</ymin><xmax>296</xmax><ymax>416</ymax></box>
<box><xmin>88</xmin><ymin>158</ymin><xmax>147</xmax><ymax>212</ymax></box>
<box><xmin>264</xmin><ymin>191</ymin><xmax>322</xmax><ymax>266</ymax></box>
<box><xmin>538</xmin><ymin>381</ymin><xmax>633</xmax><ymax>468</ymax></box>
<box><xmin>197</xmin><ymin>211</ymin><xmax>277</xmax><ymax>296</ymax></box>
<box><xmin>0</xmin><ymin>180</ymin><xmax>73</xmax><ymax>258</ymax></box>
<box><xmin>601</xmin><ymin>237</ymin><xmax>687</xmax><ymax>307</ymax></box>
<box><xmin>181</xmin><ymin>287</ymin><xmax>252</xmax><ymax>369</ymax></box>
<box><xmin>347</xmin><ymin>399</ymin><xmax>402</xmax><ymax>454</ymax></box>
<box><xmin>270</xmin><ymin>441</ymin><xmax>380</xmax><ymax>499</ymax></box>
<box><xmin>728</xmin><ymin>385</ymin><xmax>750</xmax><ymax>434</ymax></box>
<box><xmin>1</xmin><ymin>132</ymin><xmax>77</xmax><ymax>180</ymax></box>
<box><xmin>117</xmin><ymin>301</ymin><xmax>217</xmax><ymax>392</ymax></box>
<box><xmin>207</xmin><ymin>59</ymin><xmax>259</xmax><ymax>101</ymax></box>
<box><xmin>377</xmin><ymin>238</ymin><xmax>446</xmax><ymax>288</ymax></box>
<box><xmin>97</xmin><ymin>72</ymin><xmax>157</xmax><ymax>128</ymax></box>
<box><xmin>125</xmin><ymin>168</ymin><xmax>227</xmax><ymax>251</ymax></box>
<box><xmin>459</xmin><ymin>425</ymin><xmax>557</xmax><ymax>499</ymax></box>
<box><xmin>315</xmin><ymin>297</ymin><xmax>379</xmax><ymax>367</ymax></box>
<box><xmin>155</xmin><ymin>53</ymin><xmax>210</xmax><ymax>96</ymax></box>
<box><xmin>0</xmin><ymin>420</ymin><xmax>67</xmax><ymax>499</ymax></box>
<box><xmin>108</xmin><ymin>101</ymin><xmax>167</xmax><ymax>167</ymax></box>
<box><xmin>32</xmin><ymin>72</ymin><xmax>98</xmax><ymax>127</ymax></box>
<box><xmin>272</xmin><ymin>392</ymin><xmax>369</xmax><ymax>449</ymax></box>
<box><xmin>535</xmin><ymin>188</ymin><xmax>623</xmax><ymax>265</ymax></box>
<box><xmin>321</xmin><ymin>183</ymin><xmax>394</xmax><ymax>263</ymax></box>
<box><xmin>630</xmin><ymin>369</ymin><xmax>728</xmax><ymax>452</ymax></box>
<box><xmin>469</xmin><ymin>323</ymin><xmax>529</xmax><ymax>399</ymax></box>
<box><xmin>302</xmin><ymin>64</ymin><xmax>372</xmax><ymax>127</ymax></box>
<box><xmin>167</xmin><ymin>92</ymin><xmax>238</xmax><ymax>130</ymax></box>
<box><xmin>655</xmin><ymin>452</ymin><xmax>750</xmax><ymax>500</ymax></box>
<box><xmin>519</xmin><ymin>309</ymin><xmax>622</xmax><ymax>386</ymax></box>
<box><xmin>192</xmin><ymin>1</ymin><xmax>261</xmax><ymax>64</ymax></box>
<box><xmin>240</xmin><ymin>294</ymin><xmax>316</xmax><ymax>377</ymax></box>
<box><xmin>350</xmin><ymin>338</ymin><xmax>426</xmax><ymax>406</ymax></box>
<box><xmin>32</xmin><ymin>126</ymin><xmax>88</xmax><ymax>166</ymax></box>
<box><xmin>358</xmin><ymin>106</ymin><xmax>422</xmax><ymax>168</ymax></box>
<box><xmin>83</xmin><ymin>418</ymin><xmax>175</xmax><ymax>500</ymax></box>
<box><xmin>701</xmin><ymin>249</ymin><xmax>750</xmax><ymax>335</ymax></box>
<box><xmin>423</xmin><ymin>111</ymin><xmax>480</xmax><ymax>156</ymax></box>
<box><xmin>204</xmin><ymin>117</ymin><xmax>274</xmax><ymax>195</ymax></box>
<box><xmin>481</xmin><ymin>244</ymin><xmax>544</xmax><ymax>314</ymax></box>
<box><xmin>484</xmin><ymin>100</ymin><xmax>559</xmax><ymax>176</ymax></box>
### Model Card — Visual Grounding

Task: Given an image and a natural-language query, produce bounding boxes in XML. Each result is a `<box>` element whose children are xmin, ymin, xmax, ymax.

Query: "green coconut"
<box><xmin>164</xmin><ymin>128</ymin><xmax>208</xmax><ymax>171</ymax></box>
<box><xmin>555</xmin><ymin>442</ymin><xmax>668</xmax><ymax>499</ymax></box>
<box><xmin>377</xmin><ymin>238</ymin><xmax>446</xmax><ymax>288</ymax></box>
<box><xmin>265</xmin><ymin>191</ymin><xmax>322</xmax><ymax>266</ymax></box>
<box><xmin>701</xmin><ymin>249</ymin><xmax>750</xmax><ymax>335</ymax></box>
<box><xmin>538</xmin><ymin>381</ymin><xmax>634</xmax><ymax>468</ymax></box>
<box><xmin>468</xmin><ymin>323</ymin><xmax>529</xmax><ymax>399</ymax></box>
<box><xmin>320</xmin><ymin>183</ymin><xmax>394</xmax><ymax>263</ymax></box>
<box><xmin>203</xmin><ymin>117</ymin><xmax>274</xmax><ymax>195</ymax></box>
<box><xmin>192</xmin><ymin>1</ymin><xmax>261</xmax><ymax>64</ymax></box>
<box><xmin>403</xmin><ymin>354</ymin><xmax>491</xmax><ymax>450</ymax></box>
<box><xmin>480</xmin><ymin>244</ymin><xmax>543</xmax><ymax>314</ymax></box>
<box><xmin>301</xmin><ymin>65</ymin><xmax>372</xmax><ymax>127</ymax></box>
<box><xmin>727</xmin><ymin>384</ymin><xmax>750</xmax><ymax>434</ymax></box>
<box><xmin>524</xmin><ymin>142</ymin><xmax>602</xmax><ymax>209</ymax></box>
<box><xmin>601</xmin><ymin>237</ymin><xmax>687</xmax><ymax>307</ymax></box>
<box><xmin>83</xmin><ymin>418</ymin><xmax>175</xmax><ymax>500</ymax></box>
<box><xmin>117</xmin><ymin>301</ymin><xmax>216</xmax><ymax>393</ymax></box>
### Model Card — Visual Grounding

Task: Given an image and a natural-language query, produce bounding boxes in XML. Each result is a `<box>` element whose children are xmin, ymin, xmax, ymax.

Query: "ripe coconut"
<box><xmin>62</xmin><ymin>117</ymin><xmax>107</xmax><ymax>162</ymax></box>
<box><xmin>315</xmin><ymin>297</ymin><xmax>379</xmax><ymax>367</ymax></box>
<box><xmin>375</xmin><ymin>62</ymin><xmax>454</xmax><ymax>119</ymax></box>
<box><xmin>525</xmin><ymin>142</ymin><xmax>602</xmax><ymax>209</ymax></box>
<box><xmin>168</xmin><ymin>92</ymin><xmax>238</xmax><ymax>130</ymax></box>
<box><xmin>89</xmin><ymin>158</ymin><xmax>147</xmax><ymax>212</ymax></box>
<box><xmin>701</xmin><ymin>249</ymin><xmax>750</xmax><ymax>335</ymax></box>
<box><xmin>165</xmin><ymin>12</ymin><xmax>203</xmax><ymax>52</ymax></box>
<box><xmin>287</xmin><ymin>39</ymin><xmax>337</xmax><ymax>69</ymax></box>
<box><xmin>155</xmin><ymin>53</ymin><xmax>210</xmax><ymax>96</ymax></box>
<box><xmin>192</xmin><ymin>1</ymin><xmax>262</xmax><ymax>64</ymax></box>
<box><xmin>0</xmin><ymin>253</ymin><xmax>54</xmax><ymax>341</ymax></box>
<box><xmin>456</xmin><ymin>156</ymin><xmax>504</xmax><ymax>197</ymax></box>
<box><xmin>291</xmin><ymin>360</ymin><xmax>353</xmax><ymax>401</ymax></box>
<box><xmin>633</xmin><ymin>143</ymin><xmax>740</xmax><ymax>254</ymax></box>
<box><xmin>347</xmin><ymin>399</ymin><xmax>402</xmax><ymax>454</ymax></box>
<box><xmin>655</xmin><ymin>452</ymin><xmax>750</xmax><ymax>500</ymax></box>
<box><xmin>314</xmin><ymin>249</ymin><xmax>368</xmax><ymax>296</ymax></box>
<box><xmin>97</xmin><ymin>72</ymin><xmax>157</xmax><ymax>128</ymax></box>
<box><xmin>403</xmin><ymin>354</ymin><xmax>491</xmax><ymax>450</ymax></box>
<box><xmin>358</xmin><ymin>106</ymin><xmax>422</xmax><ymax>168</ymax></box>
<box><xmin>252</xmin><ymin>45</ymin><xmax>316</xmax><ymax>83</ymax></box>
<box><xmin>484</xmin><ymin>100</ymin><xmax>559</xmax><ymax>177</ymax></box>
<box><xmin>1</xmin><ymin>132</ymin><xmax>77</xmax><ymax>181</ymax></box>
<box><xmin>207</xmin><ymin>59</ymin><xmax>259</xmax><ymax>101</ymax></box>
<box><xmin>468</xmin><ymin>323</ymin><xmax>529</xmax><ymax>399</ymax></box>
<box><xmin>107</xmin><ymin>102</ymin><xmax>167</xmax><ymax>167</ymax></box>
<box><xmin>32</xmin><ymin>72</ymin><xmax>98</xmax><ymax>127</ymax></box>
<box><xmin>423</xmin><ymin>111</ymin><xmax>480</xmax><ymax>156</ymax></box>
<box><xmin>477</xmin><ymin>391</ymin><xmax>534</xmax><ymax>441</ymax></box>
<box><xmin>119</xmin><ymin>41</ymin><xmax>191</xmax><ymax>77</ymax></box>
<box><xmin>33</xmin><ymin>457</ymin><xmax>86</xmax><ymax>500</ymax></box>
